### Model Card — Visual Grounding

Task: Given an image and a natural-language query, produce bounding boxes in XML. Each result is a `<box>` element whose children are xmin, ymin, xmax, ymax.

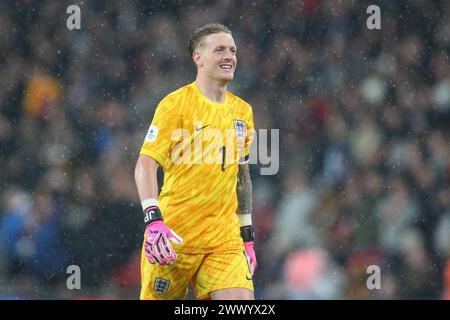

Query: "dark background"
<box><xmin>0</xmin><ymin>0</ymin><xmax>449</xmax><ymax>299</ymax></box>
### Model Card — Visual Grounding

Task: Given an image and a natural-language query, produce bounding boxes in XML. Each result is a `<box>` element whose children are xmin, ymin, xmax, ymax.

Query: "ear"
<box><xmin>193</xmin><ymin>51</ymin><xmax>203</xmax><ymax>68</ymax></box>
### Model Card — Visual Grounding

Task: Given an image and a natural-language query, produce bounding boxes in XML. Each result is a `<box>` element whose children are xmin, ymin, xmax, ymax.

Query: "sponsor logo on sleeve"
<box><xmin>145</xmin><ymin>125</ymin><xmax>158</xmax><ymax>142</ymax></box>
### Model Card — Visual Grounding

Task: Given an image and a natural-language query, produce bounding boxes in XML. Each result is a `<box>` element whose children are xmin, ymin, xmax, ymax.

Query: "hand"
<box><xmin>145</xmin><ymin>220</ymin><xmax>183</xmax><ymax>265</ymax></box>
<box><xmin>244</xmin><ymin>241</ymin><xmax>257</xmax><ymax>275</ymax></box>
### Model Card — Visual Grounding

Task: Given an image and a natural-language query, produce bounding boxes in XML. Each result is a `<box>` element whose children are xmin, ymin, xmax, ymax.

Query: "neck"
<box><xmin>195</xmin><ymin>75</ymin><xmax>228</xmax><ymax>103</ymax></box>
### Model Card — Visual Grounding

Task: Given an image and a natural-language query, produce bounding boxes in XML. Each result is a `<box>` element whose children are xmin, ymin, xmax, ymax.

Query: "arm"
<box><xmin>135</xmin><ymin>155</ymin><xmax>159</xmax><ymax>202</ymax></box>
<box><xmin>237</xmin><ymin>163</ymin><xmax>257</xmax><ymax>275</ymax></box>
<box><xmin>135</xmin><ymin>154</ymin><xmax>182</xmax><ymax>265</ymax></box>
<box><xmin>237</xmin><ymin>163</ymin><xmax>253</xmax><ymax>220</ymax></box>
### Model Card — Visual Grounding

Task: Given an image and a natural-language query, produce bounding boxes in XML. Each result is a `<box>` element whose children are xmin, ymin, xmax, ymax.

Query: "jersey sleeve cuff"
<box><xmin>139</xmin><ymin>149</ymin><xmax>166</xmax><ymax>167</ymax></box>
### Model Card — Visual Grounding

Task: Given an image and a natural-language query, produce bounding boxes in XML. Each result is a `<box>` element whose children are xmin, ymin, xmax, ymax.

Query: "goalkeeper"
<box><xmin>134</xmin><ymin>23</ymin><xmax>256</xmax><ymax>300</ymax></box>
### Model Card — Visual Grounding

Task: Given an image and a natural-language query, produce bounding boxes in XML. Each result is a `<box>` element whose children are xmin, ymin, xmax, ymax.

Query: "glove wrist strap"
<box><xmin>240</xmin><ymin>225</ymin><xmax>255</xmax><ymax>242</ymax></box>
<box><xmin>143</xmin><ymin>206</ymin><xmax>163</xmax><ymax>225</ymax></box>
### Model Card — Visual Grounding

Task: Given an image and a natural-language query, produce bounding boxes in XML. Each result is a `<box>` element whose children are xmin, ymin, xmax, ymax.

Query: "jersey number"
<box><xmin>220</xmin><ymin>146</ymin><xmax>226</xmax><ymax>172</ymax></box>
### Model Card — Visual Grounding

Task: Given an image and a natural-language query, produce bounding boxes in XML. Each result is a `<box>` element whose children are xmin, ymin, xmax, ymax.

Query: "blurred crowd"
<box><xmin>1</xmin><ymin>0</ymin><xmax>449</xmax><ymax>299</ymax></box>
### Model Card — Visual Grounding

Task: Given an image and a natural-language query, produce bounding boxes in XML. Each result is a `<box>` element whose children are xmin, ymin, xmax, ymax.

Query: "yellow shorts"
<box><xmin>140</xmin><ymin>245</ymin><xmax>254</xmax><ymax>300</ymax></box>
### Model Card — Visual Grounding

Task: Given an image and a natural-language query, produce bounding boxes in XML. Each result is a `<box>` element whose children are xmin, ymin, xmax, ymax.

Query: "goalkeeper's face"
<box><xmin>195</xmin><ymin>32</ymin><xmax>237</xmax><ymax>83</ymax></box>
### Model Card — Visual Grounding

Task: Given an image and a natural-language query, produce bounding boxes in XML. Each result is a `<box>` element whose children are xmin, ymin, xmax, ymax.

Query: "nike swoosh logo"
<box><xmin>195</xmin><ymin>124</ymin><xmax>209</xmax><ymax>131</ymax></box>
<box><xmin>246</xmin><ymin>275</ymin><xmax>253</xmax><ymax>281</ymax></box>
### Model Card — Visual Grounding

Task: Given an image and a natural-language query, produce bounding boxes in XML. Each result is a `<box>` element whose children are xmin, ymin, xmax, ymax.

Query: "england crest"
<box><xmin>153</xmin><ymin>277</ymin><xmax>170</xmax><ymax>295</ymax></box>
<box><xmin>233</xmin><ymin>120</ymin><xmax>246</xmax><ymax>142</ymax></box>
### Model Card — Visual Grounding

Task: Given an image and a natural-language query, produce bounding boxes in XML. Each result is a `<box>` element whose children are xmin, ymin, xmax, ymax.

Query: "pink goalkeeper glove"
<box><xmin>244</xmin><ymin>241</ymin><xmax>257</xmax><ymax>276</ymax></box>
<box><xmin>145</xmin><ymin>220</ymin><xmax>183</xmax><ymax>265</ymax></box>
<box><xmin>241</xmin><ymin>225</ymin><xmax>257</xmax><ymax>276</ymax></box>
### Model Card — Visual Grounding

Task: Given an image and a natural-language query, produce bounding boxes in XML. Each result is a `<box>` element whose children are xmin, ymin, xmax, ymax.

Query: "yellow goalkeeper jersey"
<box><xmin>139</xmin><ymin>82</ymin><xmax>254</xmax><ymax>253</ymax></box>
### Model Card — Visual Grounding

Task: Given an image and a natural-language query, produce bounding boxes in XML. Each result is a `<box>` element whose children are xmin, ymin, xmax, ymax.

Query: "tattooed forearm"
<box><xmin>237</xmin><ymin>164</ymin><xmax>252</xmax><ymax>216</ymax></box>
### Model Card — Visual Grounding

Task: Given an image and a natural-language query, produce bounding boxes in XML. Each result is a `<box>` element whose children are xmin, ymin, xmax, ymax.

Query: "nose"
<box><xmin>223</xmin><ymin>48</ymin><xmax>235</xmax><ymax>61</ymax></box>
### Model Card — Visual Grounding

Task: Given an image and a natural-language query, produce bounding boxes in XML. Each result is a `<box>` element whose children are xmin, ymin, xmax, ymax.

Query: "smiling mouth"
<box><xmin>220</xmin><ymin>64</ymin><xmax>233</xmax><ymax>70</ymax></box>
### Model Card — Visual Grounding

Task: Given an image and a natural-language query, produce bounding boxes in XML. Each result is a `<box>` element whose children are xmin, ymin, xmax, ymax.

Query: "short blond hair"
<box><xmin>188</xmin><ymin>23</ymin><xmax>232</xmax><ymax>56</ymax></box>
